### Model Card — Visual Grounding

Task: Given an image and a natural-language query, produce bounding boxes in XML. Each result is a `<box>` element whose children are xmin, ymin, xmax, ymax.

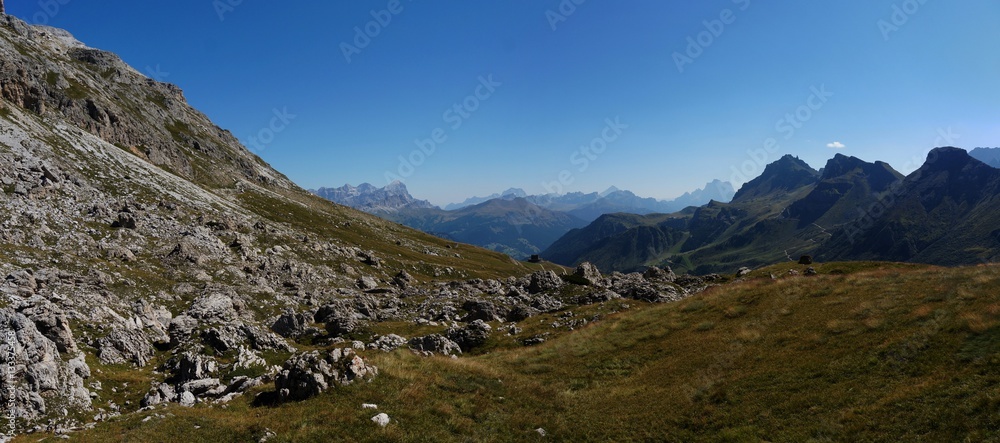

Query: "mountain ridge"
<box><xmin>544</xmin><ymin>148</ymin><xmax>1000</xmax><ymax>274</ymax></box>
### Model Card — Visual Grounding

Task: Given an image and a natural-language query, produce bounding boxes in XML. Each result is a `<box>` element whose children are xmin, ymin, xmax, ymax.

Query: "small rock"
<box><xmin>178</xmin><ymin>391</ymin><xmax>196</xmax><ymax>407</ymax></box>
<box><xmin>371</xmin><ymin>413</ymin><xmax>390</xmax><ymax>427</ymax></box>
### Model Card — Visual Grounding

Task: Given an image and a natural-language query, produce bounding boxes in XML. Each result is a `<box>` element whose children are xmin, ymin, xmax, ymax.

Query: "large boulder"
<box><xmin>170</xmin><ymin>352</ymin><xmax>219</xmax><ymax>383</ymax></box>
<box><xmin>408</xmin><ymin>334</ymin><xmax>462</xmax><ymax>356</ymax></box>
<box><xmin>530</xmin><ymin>295</ymin><xmax>563</xmax><ymax>313</ymax></box>
<box><xmin>643</xmin><ymin>266</ymin><xmax>676</xmax><ymax>282</ymax></box>
<box><xmin>462</xmin><ymin>299</ymin><xmax>506</xmax><ymax>322</ymax></box>
<box><xmin>369</xmin><ymin>334</ymin><xmax>407</xmax><ymax>352</ymax></box>
<box><xmin>275</xmin><ymin>348</ymin><xmax>377</xmax><ymax>402</ymax></box>
<box><xmin>574</xmin><ymin>262</ymin><xmax>605</xmax><ymax>286</ymax></box>
<box><xmin>271</xmin><ymin>312</ymin><xmax>310</xmax><ymax>338</ymax></box>
<box><xmin>187</xmin><ymin>293</ymin><xmax>241</xmax><ymax>321</ymax></box>
<box><xmin>610</xmin><ymin>272</ymin><xmax>682</xmax><ymax>303</ymax></box>
<box><xmin>18</xmin><ymin>301</ymin><xmax>77</xmax><ymax>353</ymax></box>
<box><xmin>527</xmin><ymin>271</ymin><xmax>563</xmax><ymax>294</ymax></box>
<box><xmin>94</xmin><ymin>328</ymin><xmax>154</xmax><ymax>367</ymax></box>
<box><xmin>356</xmin><ymin>276</ymin><xmax>379</xmax><ymax>291</ymax></box>
<box><xmin>446</xmin><ymin>320</ymin><xmax>492</xmax><ymax>352</ymax></box>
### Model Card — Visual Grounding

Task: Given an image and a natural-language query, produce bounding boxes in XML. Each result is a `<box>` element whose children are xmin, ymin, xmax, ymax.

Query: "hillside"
<box><xmin>822</xmin><ymin>147</ymin><xmax>1000</xmax><ymax>265</ymax></box>
<box><xmin>543</xmin><ymin>155</ymin><xmax>824</xmax><ymax>273</ymax></box>
<box><xmin>28</xmin><ymin>261</ymin><xmax>1000</xmax><ymax>442</ymax></box>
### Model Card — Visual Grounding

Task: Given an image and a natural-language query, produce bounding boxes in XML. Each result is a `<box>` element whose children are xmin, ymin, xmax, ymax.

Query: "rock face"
<box><xmin>0</xmin><ymin>309</ymin><xmax>92</xmax><ymax>424</ymax></box>
<box><xmin>272</xmin><ymin>312</ymin><xmax>310</xmax><ymax>338</ymax></box>
<box><xmin>94</xmin><ymin>328</ymin><xmax>154</xmax><ymax>367</ymax></box>
<box><xmin>275</xmin><ymin>348</ymin><xmax>377</xmax><ymax>402</ymax></box>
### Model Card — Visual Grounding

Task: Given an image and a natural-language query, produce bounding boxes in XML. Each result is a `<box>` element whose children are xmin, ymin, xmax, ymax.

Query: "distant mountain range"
<box><xmin>385</xmin><ymin>198</ymin><xmax>588</xmax><ymax>259</ymax></box>
<box><xmin>311</xmin><ymin>181</ymin><xmax>435</xmax><ymax>214</ymax></box>
<box><xmin>970</xmin><ymin>147</ymin><xmax>1000</xmax><ymax>168</ymax></box>
<box><xmin>543</xmin><ymin>148</ymin><xmax>1000</xmax><ymax>274</ymax></box>
<box><xmin>445</xmin><ymin>188</ymin><xmax>528</xmax><ymax>210</ymax></box>
<box><xmin>311</xmin><ymin>180</ymin><xmax>734</xmax><ymax>259</ymax></box>
<box><xmin>446</xmin><ymin>180</ymin><xmax>734</xmax><ymax>222</ymax></box>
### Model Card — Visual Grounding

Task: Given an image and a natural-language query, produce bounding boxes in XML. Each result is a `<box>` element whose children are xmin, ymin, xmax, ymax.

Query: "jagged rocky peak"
<box><xmin>312</xmin><ymin>181</ymin><xmax>436</xmax><ymax>214</ymax></box>
<box><xmin>819</xmin><ymin>153</ymin><xmax>902</xmax><ymax>191</ymax></box>
<box><xmin>501</xmin><ymin>187</ymin><xmax>527</xmax><ymax>198</ymax></box>
<box><xmin>732</xmin><ymin>154</ymin><xmax>820</xmax><ymax>202</ymax></box>
<box><xmin>922</xmin><ymin>146</ymin><xmax>976</xmax><ymax>171</ymax></box>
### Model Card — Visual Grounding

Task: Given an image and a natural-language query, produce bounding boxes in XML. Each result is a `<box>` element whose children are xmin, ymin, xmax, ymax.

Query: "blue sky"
<box><xmin>11</xmin><ymin>1</ymin><xmax>1000</xmax><ymax>206</ymax></box>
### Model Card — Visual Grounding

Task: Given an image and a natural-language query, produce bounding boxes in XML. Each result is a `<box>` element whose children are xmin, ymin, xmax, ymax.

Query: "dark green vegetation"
<box><xmin>545</xmin><ymin>150</ymin><xmax>1000</xmax><ymax>274</ymax></box>
<box><xmin>27</xmin><ymin>261</ymin><xmax>1000</xmax><ymax>442</ymax></box>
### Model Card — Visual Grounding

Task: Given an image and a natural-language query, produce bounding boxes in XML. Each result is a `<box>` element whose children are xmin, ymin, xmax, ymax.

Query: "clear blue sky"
<box><xmin>10</xmin><ymin>1</ymin><xmax>1000</xmax><ymax>206</ymax></box>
